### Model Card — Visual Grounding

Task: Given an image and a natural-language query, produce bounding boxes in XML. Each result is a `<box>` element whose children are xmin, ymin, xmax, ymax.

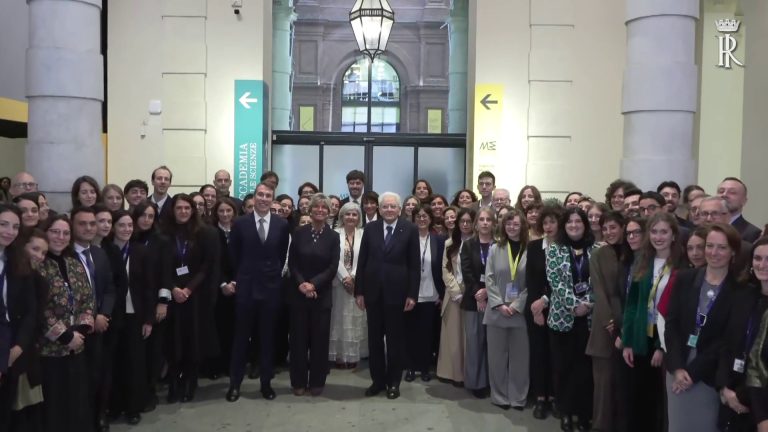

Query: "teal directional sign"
<box><xmin>234</xmin><ymin>80</ymin><xmax>269</xmax><ymax>199</ymax></box>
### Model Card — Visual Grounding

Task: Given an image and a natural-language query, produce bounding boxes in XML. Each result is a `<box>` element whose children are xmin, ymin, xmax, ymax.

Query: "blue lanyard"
<box><xmin>479</xmin><ymin>242</ymin><xmax>490</xmax><ymax>266</ymax></box>
<box><xmin>695</xmin><ymin>284</ymin><xmax>723</xmax><ymax>331</ymax></box>
<box><xmin>571</xmin><ymin>249</ymin><xmax>586</xmax><ymax>283</ymax></box>
<box><xmin>175</xmin><ymin>237</ymin><xmax>188</xmax><ymax>259</ymax></box>
<box><xmin>121</xmin><ymin>244</ymin><xmax>130</xmax><ymax>265</ymax></box>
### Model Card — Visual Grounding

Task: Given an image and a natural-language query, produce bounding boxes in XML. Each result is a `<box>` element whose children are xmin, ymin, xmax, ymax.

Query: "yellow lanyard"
<box><xmin>647</xmin><ymin>263</ymin><xmax>670</xmax><ymax>337</ymax></box>
<box><xmin>507</xmin><ymin>243</ymin><xmax>522</xmax><ymax>281</ymax></box>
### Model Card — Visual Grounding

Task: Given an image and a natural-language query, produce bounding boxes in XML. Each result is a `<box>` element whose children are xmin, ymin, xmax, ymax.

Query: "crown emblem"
<box><xmin>715</xmin><ymin>19</ymin><xmax>740</xmax><ymax>33</ymax></box>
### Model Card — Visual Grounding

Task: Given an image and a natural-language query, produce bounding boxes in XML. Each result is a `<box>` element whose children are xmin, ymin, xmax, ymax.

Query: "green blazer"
<box><xmin>621</xmin><ymin>264</ymin><xmax>660</xmax><ymax>356</ymax></box>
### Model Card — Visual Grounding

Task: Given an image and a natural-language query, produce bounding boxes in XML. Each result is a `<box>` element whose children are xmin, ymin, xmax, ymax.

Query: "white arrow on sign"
<box><xmin>239</xmin><ymin>91</ymin><xmax>259</xmax><ymax>109</ymax></box>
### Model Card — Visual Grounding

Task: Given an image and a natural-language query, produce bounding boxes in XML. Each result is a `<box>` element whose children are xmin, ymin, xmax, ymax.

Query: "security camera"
<box><xmin>234</xmin><ymin>8</ymin><xmax>240</xmax><ymax>15</ymax></box>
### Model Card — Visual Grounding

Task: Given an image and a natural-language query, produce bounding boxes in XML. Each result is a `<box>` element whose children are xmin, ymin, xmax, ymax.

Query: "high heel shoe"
<box><xmin>560</xmin><ymin>415</ymin><xmax>573</xmax><ymax>432</ymax></box>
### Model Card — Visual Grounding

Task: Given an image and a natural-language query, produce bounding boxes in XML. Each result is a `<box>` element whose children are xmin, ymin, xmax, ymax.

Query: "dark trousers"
<box><xmin>145</xmin><ymin>318</ymin><xmax>166</xmax><ymax>400</ymax></box>
<box><xmin>367</xmin><ymin>303</ymin><xmax>406</xmax><ymax>388</ymax></box>
<box><xmin>550</xmin><ymin>318</ymin><xmax>593</xmax><ymax>421</ymax></box>
<box><xmin>86</xmin><ymin>331</ymin><xmax>115</xmax><ymax>421</ymax></box>
<box><xmin>289</xmin><ymin>302</ymin><xmax>331</xmax><ymax>389</ymax></box>
<box><xmin>41</xmin><ymin>353</ymin><xmax>92</xmax><ymax>432</ymax></box>
<box><xmin>527</xmin><ymin>315</ymin><xmax>553</xmax><ymax>399</ymax></box>
<box><xmin>626</xmin><ymin>350</ymin><xmax>665</xmax><ymax>432</ymax></box>
<box><xmin>215</xmin><ymin>294</ymin><xmax>235</xmax><ymax>375</ymax></box>
<box><xmin>405</xmin><ymin>302</ymin><xmax>437</xmax><ymax>373</ymax></box>
<box><xmin>110</xmin><ymin>314</ymin><xmax>147</xmax><ymax>416</ymax></box>
<box><xmin>230</xmin><ymin>299</ymin><xmax>278</xmax><ymax>388</ymax></box>
<box><xmin>592</xmin><ymin>351</ymin><xmax>629</xmax><ymax>432</ymax></box>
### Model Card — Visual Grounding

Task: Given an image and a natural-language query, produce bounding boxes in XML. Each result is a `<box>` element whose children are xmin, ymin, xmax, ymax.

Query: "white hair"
<box><xmin>378</xmin><ymin>191</ymin><xmax>402</xmax><ymax>207</ymax></box>
<box><xmin>700</xmin><ymin>196</ymin><xmax>728</xmax><ymax>212</ymax></box>
<box><xmin>338</xmin><ymin>202</ymin><xmax>363</xmax><ymax>228</ymax></box>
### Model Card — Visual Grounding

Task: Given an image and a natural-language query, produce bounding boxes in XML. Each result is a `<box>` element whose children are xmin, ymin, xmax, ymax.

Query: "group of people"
<box><xmin>0</xmin><ymin>167</ymin><xmax>767</xmax><ymax>432</ymax></box>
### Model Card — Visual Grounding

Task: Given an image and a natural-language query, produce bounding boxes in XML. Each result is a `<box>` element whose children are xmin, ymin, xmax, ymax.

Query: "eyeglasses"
<box><xmin>415</xmin><ymin>214</ymin><xmax>430</xmax><ymax>220</ymax></box>
<box><xmin>48</xmin><ymin>229</ymin><xmax>71</xmax><ymax>237</ymax></box>
<box><xmin>699</xmin><ymin>211</ymin><xmax>726</xmax><ymax>219</ymax></box>
<box><xmin>13</xmin><ymin>182</ymin><xmax>37</xmax><ymax>189</ymax></box>
<box><xmin>639</xmin><ymin>204</ymin><xmax>659</xmax><ymax>213</ymax></box>
<box><xmin>626</xmin><ymin>229</ymin><xmax>643</xmax><ymax>238</ymax></box>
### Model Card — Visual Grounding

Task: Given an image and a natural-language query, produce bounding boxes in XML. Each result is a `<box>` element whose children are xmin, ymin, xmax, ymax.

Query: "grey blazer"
<box><xmin>483</xmin><ymin>242</ymin><xmax>528</xmax><ymax>329</ymax></box>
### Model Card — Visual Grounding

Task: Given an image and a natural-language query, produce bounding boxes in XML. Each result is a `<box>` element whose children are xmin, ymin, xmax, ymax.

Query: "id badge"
<box><xmin>176</xmin><ymin>266</ymin><xmax>190</xmax><ymax>276</ymax></box>
<box><xmin>687</xmin><ymin>333</ymin><xmax>698</xmax><ymax>348</ymax></box>
<box><xmin>733</xmin><ymin>358</ymin><xmax>746</xmax><ymax>373</ymax></box>
<box><xmin>479</xmin><ymin>274</ymin><xmax>486</xmax><ymax>283</ymax></box>
<box><xmin>574</xmin><ymin>282</ymin><xmax>588</xmax><ymax>294</ymax></box>
<box><xmin>505</xmin><ymin>282</ymin><xmax>520</xmax><ymax>303</ymax></box>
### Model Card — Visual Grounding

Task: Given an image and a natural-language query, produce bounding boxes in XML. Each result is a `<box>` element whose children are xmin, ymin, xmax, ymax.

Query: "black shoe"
<box><xmin>404</xmin><ymin>370</ymin><xmax>416</xmax><ymax>382</ymax></box>
<box><xmin>512</xmin><ymin>406</ymin><xmax>524</xmax><ymax>411</ymax></box>
<box><xmin>576</xmin><ymin>418</ymin><xmax>591</xmax><ymax>431</ymax></box>
<box><xmin>126</xmin><ymin>413</ymin><xmax>141</xmax><ymax>425</ymax></box>
<box><xmin>143</xmin><ymin>393</ymin><xmax>158</xmax><ymax>413</ymax></box>
<box><xmin>167</xmin><ymin>381</ymin><xmax>179</xmax><ymax>404</ymax></box>
<box><xmin>533</xmin><ymin>400</ymin><xmax>548</xmax><ymax>419</ymax></box>
<box><xmin>96</xmin><ymin>416</ymin><xmax>110</xmax><ymax>432</ymax></box>
<box><xmin>551</xmin><ymin>401</ymin><xmax>562</xmax><ymax>419</ymax></box>
<box><xmin>209</xmin><ymin>372</ymin><xmax>221</xmax><ymax>380</ymax></box>
<box><xmin>560</xmin><ymin>415</ymin><xmax>574</xmax><ymax>432</ymax></box>
<box><xmin>226</xmin><ymin>386</ymin><xmax>240</xmax><ymax>402</ymax></box>
<box><xmin>420</xmin><ymin>371</ymin><xmax>432</xmax><ymax>382</ymax></box>
<box><xmin>180</xmin><ymin>380</ymin><xmax>196</xmax><ymax>403</ymax></box>
<box><xmin>365</xmin><ymin>384</ymin><xmax>385</xmax><ymax>397</ymax></box>
<box><xmin>386</xmin><ymin>386</ymin><xmax>400</xmax><ymax>399</ymax></box>
<box><xmin>471</xmin><ymin>388</ymin><xmax>488</xmax><ymax>399</ymax></box>
<box><xmin>261</xmin><ymin>385</ymin><xmax>276</xmax><ymax>400</ymax></box>
<box><xmin>492</xmin><ymin>403</ymin><xmax>511</xmax><ymax>410</ymax></box>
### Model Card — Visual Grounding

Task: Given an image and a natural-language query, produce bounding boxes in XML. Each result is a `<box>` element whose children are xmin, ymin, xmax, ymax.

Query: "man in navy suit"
<box><xmin>355</xmin><ymin>192</ymin><xmax>420</xmax><ymax>400</ymax></box>
<box><xmin>717</xmin><ymin>177</ymin><xmax>762</xmax><ymax>243</ymax></box>
<box><xmin>226</xmin><ymin>182</ymin><xmax>290</xmax><ymax>402</ymax></box>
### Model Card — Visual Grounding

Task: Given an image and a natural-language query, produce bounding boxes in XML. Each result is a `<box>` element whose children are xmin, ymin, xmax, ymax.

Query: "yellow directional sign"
<box><xmin>472</xmin><ymin>84</ymin><xmax>503</xmax><ymax>181</ymax></box>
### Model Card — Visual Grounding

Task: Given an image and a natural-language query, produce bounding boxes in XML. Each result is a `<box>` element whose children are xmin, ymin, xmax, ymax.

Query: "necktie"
<box><xmin>385</xmin><ymin>225</ymin><xmax>393</xmax><ymax>246</ymax></box>
<box><xmin>258</xmin><ymin>218</ymin><xmax>266</xmax><ymax>243</ymax></box>
<box><xmin>82</xmin><ymin>248</ymin><xmax>97</xmax><ymax>289</ymax></box>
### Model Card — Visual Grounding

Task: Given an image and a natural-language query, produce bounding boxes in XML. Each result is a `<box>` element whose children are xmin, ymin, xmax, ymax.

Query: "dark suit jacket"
<box><xmin>229</xmin><ymin>213</ymin><xmax>290</xmax><ymax>306</ymax></box>
<box><xmin>288</xmin><ymin>225</ymin><xmax>340</xmax><ymax>309</ymax></box>
<box><xmin>717</xmin><ymin>284</ymin><xmax>762</xmax><ymax>394</ymax></box>
<box><xmin>733</xmin><ymin>215</ymin><xmax>762</xmax><ymax>244</ymax></box>
<box><xmin>112</xmin><ymin>242</ymin><xmax>155</xmax><ymax>326</ymax></box>
<box><xmin>586</xmin><ymin>245</ymin><xmax>624</xmax><ymax>358</ymax></box>
<box><xmin>354</xmin><ymin>218</ymin><xmax>420</xmax><ymax>306</ymax></box>
<box><xmin>4</xmin><ymin>272</ymin><xmax>37</xmax><ymax>358</ymax></box>
<box><xmin>665</xmin><ymin>267</ymin><xmax>741</xmax><ymax>386</ymax></box>
<box><xmin>89</xmin><ymin>246</ymin><xmax>116</xmax><ymax>317</ymax></box>
<box><xmin>428</xmin><ymin>233</ymin><xmax>447</xmax><ymax>299</ymax></box>
<box><xmin>524</xmin><ymin>238</ymin><xmax>550</xmax><ymax>320</ymax></box>
<box><xmin>460</xmin><ymin>236</ymin><xmax>490</xmax><ymax>312</ymax></box>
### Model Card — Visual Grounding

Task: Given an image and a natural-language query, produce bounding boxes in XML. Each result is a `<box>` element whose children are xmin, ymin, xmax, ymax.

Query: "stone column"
<box><xmin>447</xmin><ymin>0</ymin><xmax>468</xmax><ymax>133</ymax></box>
<box><xmin>272</xmin><ymin>0</ymin><xmax>296</xmax><ymax>131</ymax></box>
<box><xmin>620</xmin><ymin>0</ymin><xmax>699</xmax><ymax>190</ymax></box>
<box><xmin>26</xmin><ymin>0</ymin><xmax>104</xmax><ymax>211</ymax></box>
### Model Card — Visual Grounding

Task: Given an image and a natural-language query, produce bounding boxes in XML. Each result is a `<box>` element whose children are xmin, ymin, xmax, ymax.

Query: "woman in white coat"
<box><xmin>329</xmin><ymin>202</ymin><xmax>368</xmax><ymax>368</ymax></box>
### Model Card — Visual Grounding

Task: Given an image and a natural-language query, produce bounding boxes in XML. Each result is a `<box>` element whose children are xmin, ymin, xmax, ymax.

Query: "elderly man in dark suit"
<box><xmin>717</xmin><ymin>177</ymin><xmax>762</xmax><ymax>243</ymax></box>
<box><xmin>226</xmin><ymin>182</ymin><xmax>290</xmax><ymax>402</ymax></box>
<box><xmin>355</xmin><ymin>191</ymin><xmax>420</xmax><ymax>400</ymax></box>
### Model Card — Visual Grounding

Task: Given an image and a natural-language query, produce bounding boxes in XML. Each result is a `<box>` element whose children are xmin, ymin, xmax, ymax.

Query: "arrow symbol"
<box><xmin>480</xmin><ymin>93</ymin><xmax>498</xmax><ymax>110</ymax></box>
<box><xmin>239</xmin><ymin>91</ymin><xmax>259</xmax><ymax>109</ymax></box>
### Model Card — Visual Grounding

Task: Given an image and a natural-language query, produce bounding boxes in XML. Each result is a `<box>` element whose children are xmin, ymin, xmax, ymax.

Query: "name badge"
<box><xmin>505</xmin><ymin>282</ymin><xmax>520</xmax><ymax>303</ymax></box>
<box><xmin>574</xmin><ymin>282</ymin><xmax>589</xmax><ymax>295</ymax></box>
<box><xmin>687</xmin><ymin>333</ymin><xmax>699</xmax><ymax>348</ymax></box>
<box><xmin>479</xmin><ymin>274</ymin><xmax>486</xmax><ymax>283</ymax></box>
<box><xmin>733</xmin><ymin>358</ymin><xmax>746</xmax><ymax>373</ymax></box>
<box><xmin>176</xmin><ymin>266</ymin><xmax>190</xmax><ymax>276</ymax></box>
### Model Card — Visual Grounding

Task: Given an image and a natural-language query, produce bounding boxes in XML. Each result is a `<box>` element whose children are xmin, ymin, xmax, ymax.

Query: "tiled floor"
<box><xmin>111</xmin><ymin>364</ymin><xmax>561</xmax><ymax>432</ymax></box>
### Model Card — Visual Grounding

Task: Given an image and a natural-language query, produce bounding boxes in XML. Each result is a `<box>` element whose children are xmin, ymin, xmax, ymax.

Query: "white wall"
<box><xmin>469</xmin><ymin>0</ymin><xmax>626</xmax><ymax>202</ymax></box>
<box><xmin>108</xmin><ymin>0</ymin><xmax>272</xmax><ymax>191</ymax></box>
<box><xmin>0</xmin><ymin>0</ymin><xmax>28</xmax><ymax>101</ymax></box>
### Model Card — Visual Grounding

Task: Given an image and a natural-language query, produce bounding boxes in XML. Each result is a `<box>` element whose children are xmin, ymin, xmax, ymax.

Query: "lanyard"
<box><xmin>647</xmin><ymin>263</ymin><xmax>670</xmax><ymax>337</ymax></box>
<box><xmin>121</xmin><ymin>243</ymin><xmax>130</xmax><ymax>265</ymax></box>
<box><xmin>506</xmin><ymin>244</ymin><xmax>522</xmax><ymax>281</ymax></box>
<box><xmin>421</xmin><ymin>234</ymin><xmax>430</xmax><ymax>273</ymax></box>
<box><xmin>743</xmin><ymin>314</ymin><xmax>757</xmax><ymax>357</ymax></box>
<box><xmin>571</xmin><ymin>248</ymin><xmax>586</xmax><ymax>283</ymax></box>
<box><xmin>175</xmin><ymin>237</ymin><xmax>188</xmax><ymax>260</ymax></box>
<box><xmin>479</xmin><ymin>242</ymin><xmax>490</xmax><ymax>267</ymax></box>
<box><xmin>695</xmin><ymin>283</ymin><xmax>723</xmax><ymax>332</ymax></box>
